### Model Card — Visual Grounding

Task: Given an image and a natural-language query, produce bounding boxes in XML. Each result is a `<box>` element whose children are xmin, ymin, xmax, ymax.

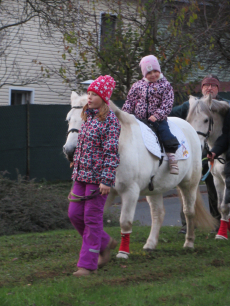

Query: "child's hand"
<box><xmin>148</xmin><ymin>115</ymin><xmax>157</xmax><ymax>122</ymax></box>
<box><xmin>99</xmin><ymin>183</ymin><xmax>110</xmax><ymax>195</ymax></box>
<box><xmin>70</xmin><ymin>162</ymin><xmax>74</xmax><ymax>168</ymax></box>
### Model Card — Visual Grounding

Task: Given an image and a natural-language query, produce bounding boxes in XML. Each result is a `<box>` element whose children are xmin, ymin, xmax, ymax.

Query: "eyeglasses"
<box><xmin>203</xmin><ymin>84</ymin><xmax>218</xmax><ymax>88</ymax></box>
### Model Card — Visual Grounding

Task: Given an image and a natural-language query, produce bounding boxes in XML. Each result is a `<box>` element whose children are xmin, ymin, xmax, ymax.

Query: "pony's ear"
<box><xmin>188</xmin><ymin>95</ymin><xmax>197</xmax><ymax>106</ymax></box>
<box><xmin>71</xmin><ymin>91</ymin><xmax>79</xmax><ymax>107</ymax></box>
<box><xmin>71</xmin><ymin>91</ymin><xmax>79</xmax><ymax>100</ymax></box>
<box><xmin>207</xmin><ymin>94</ymin><xmax>212</xmax><ymax>110</ymax></box>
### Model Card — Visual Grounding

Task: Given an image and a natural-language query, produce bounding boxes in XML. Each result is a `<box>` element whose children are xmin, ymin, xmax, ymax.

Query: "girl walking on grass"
<box><xmin>68</xmin><ymin>75</ymin><xmax>121</xmax><ymax>277</ymax></box>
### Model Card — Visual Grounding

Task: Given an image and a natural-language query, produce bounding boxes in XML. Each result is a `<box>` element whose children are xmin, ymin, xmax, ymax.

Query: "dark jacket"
<box><xmin>169</xmin><ymin>95</ymin><xmax>230</xmax><ymax>120</ymax></box>
<box><xmin>210</xmin><ymin>102</ymin><xmax>230</xmax><ymax>204</ymax></box>
<box><xmin>169</xmin><ymin>101</ymin><xmax>189</xmax><ymax>120</ymax></box>
<box><xmin>211</xmin><ymin>108</ymin><xmax>230</xmax><ymax>159</ymax></box>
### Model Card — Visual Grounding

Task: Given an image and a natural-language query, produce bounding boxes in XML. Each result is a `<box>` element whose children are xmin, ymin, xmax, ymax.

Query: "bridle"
<box><xmin>196</xmin><ymin>116</ymin><xmax>214</xmax><ymax>181</ymax></box>
<box><xmin>196</xmin><ymin>116</ymin><xmax>225</xmax><ymax>165</ymax></box>
<box><xmin>66</xmin><ymin>106</ymin><xmax>83</xmax><ymax>136</ymax></box>
<box><xmin>196</xmin><ymin>117</ymin><xmax>214</xmax><ymax>153</ymax></box>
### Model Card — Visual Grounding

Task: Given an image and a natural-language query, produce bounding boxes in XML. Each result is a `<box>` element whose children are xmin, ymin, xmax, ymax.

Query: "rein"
<box><xmin>198</xmin><ymin>116</ymin><xmax>225</xmax><ymax>180</ymax></box>
<box><xmin>201</xmin><ymin>158</ymin><xmax>214</xmax><ymax>181</ymax></box>
<box><xmin>68</xmin><ymin>188</ymin><xmax>101</xmax><ymax>202</ymax></box>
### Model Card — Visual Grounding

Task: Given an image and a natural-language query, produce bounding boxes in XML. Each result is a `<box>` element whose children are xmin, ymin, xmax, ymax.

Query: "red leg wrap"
<box><xmin>216</xmin><ymin>220</ymin><xmax>228</xmax><ymax>240</ymax></box>
<box><xmin>119</xmin><ymin>233</ymin><xmax>130</xmax><ymax>254</ymax></box>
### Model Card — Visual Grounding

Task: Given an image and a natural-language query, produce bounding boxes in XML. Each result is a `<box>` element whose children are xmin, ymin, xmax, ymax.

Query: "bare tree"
<box><xmin>195</xmin><ymin>0</ymin><xmax>230</xmax><ymax>78</ymax></box>
<box><xmin>1</xmin><ymin>0</ymin><xmax>230</xmax><ymax>103</ymax></box>
<box><xmin>0</xmin><ymin>0</ymin><xmax>76</xmax><ymax>90</ymax></box>
<box><xmin>48</xmin><ymin>0</ymin><xmax>204</xmax><ymax>101</ymax></box>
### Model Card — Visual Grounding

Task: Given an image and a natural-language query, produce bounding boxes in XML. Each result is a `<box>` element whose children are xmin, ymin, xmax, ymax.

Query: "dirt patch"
<box><xmin>210</xmin><ymin>259</ymin><xmax>225</xmax><ymax>267</ymax></box>
<box><xmin>207</xmin><ymin>284</ymin><xmax>216</xmax><ymax>291</ymax></box>
<box><xmin>26</xmin><ymin>271</ymin><xmax>60</xmax><ymax>283</ymax></box>
<box><xmin>104</xmin><ymin>271</ymin><xmax>171</xmax><ymax>286</ymax></box>
<box><xmin>159</xmin><ymin>296</ymin><xmax>169</xmax><ymax>302</ymax></box>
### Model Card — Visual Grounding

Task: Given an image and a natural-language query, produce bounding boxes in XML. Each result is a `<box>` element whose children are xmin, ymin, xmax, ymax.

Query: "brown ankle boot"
<box><xmin>167</xmin><ymin>153</ymin><xmax>179</xmax><ymax>175</ymax></box>
<box><xmin>73</xmin><ymin>268</ymin><xmax>97</xmax><ymax>277</ymax></box>
<box><xmin>98</xmin><ymin>238</ymin><xmax>118</xmax><ymax>268</ymax></box>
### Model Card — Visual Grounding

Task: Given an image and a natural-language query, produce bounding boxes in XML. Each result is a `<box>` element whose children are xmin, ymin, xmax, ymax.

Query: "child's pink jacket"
<box><xmin>122</xmin><ymin>75</ymin><xmax>174</xmax><ymax>121</ymax></box>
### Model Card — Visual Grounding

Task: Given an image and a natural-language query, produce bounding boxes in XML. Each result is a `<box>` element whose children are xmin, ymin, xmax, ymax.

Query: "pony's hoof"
<box><xmin>215</xmin><ymin>234</ymin><xmax>228</xmax><ymax>240</ymax></box>
<box><xmin>143</xmin><ymin>247</ymin><xmax>154</xmax><ymax>252</ymax></box>
<box><xmin>116</xmin><ymin>252</ymin><xmax>129</xmax><ymax>259</ymax></box>
<box><xmin>143</xmin><ymin>243</ymin><xmax>155</xmax><ymax>250</ymax></box>
<box><xmin>183</xmin><ymin>242</ymin><xmax>194</xmax><ymax>248</ymax></box>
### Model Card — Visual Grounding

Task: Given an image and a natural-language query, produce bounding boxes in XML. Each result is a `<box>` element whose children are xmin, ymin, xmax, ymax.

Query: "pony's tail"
<box><xmin>177</xmin><ymin>187</ymin><xmax>218</xmax><ymax>230</ymax></box>
<box><xmin>194</xmin><ymin>189</ymin><xmax>218</xmax><ymax>230</ymax></box>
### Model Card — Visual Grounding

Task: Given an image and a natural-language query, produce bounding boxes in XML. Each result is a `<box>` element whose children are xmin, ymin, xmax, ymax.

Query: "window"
<box><xmin>100</xmin><ymin>13</ymin><xmax>117</xmax><ymax>50</ymax></box>
<box><xmin>9</xmin><ymin>87</ymin><xmax>34</xmax><ymax>105</ymax></box>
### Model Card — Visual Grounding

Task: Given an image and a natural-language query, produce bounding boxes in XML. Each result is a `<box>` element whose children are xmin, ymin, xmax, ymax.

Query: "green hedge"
<box><xmin>0</xmin><ymin>173</ymin><xmax>119</xmax><ymax>236</ymax></box>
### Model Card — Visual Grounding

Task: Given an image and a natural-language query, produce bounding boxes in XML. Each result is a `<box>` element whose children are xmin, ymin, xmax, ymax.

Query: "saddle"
<box><xmin>138</xmin><ymin>119</ymin><xmax>164</xmax><ymax>191</ymax></box>
<box><xmin>138</xmin><ymin>118</ymin><xmax>164</xmax><ymax>162</ymax></box>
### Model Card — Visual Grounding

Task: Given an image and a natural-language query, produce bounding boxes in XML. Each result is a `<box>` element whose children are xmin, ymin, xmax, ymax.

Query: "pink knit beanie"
<box><xmin>139</xmin><ymin>55</ymin><xmax>161</xmax><ymax>77</ymax></box>
<box><xmin>87</xmin><ymin>75</ymin><xmax>116</xmax><ymax>104</ymax></box>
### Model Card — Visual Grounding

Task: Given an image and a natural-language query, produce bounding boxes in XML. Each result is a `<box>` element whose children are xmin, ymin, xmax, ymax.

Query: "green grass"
<box><xmin>0</xmin><ymin>226</ymin><xmax>230</xmax><ymax>306</ymax></box>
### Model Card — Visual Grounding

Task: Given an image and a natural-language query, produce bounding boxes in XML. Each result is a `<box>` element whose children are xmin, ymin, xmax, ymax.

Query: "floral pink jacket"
<box><xmin>122</xmin><ymin>75</ymin><xmax>174</xmax><ymax>121</ymax></box>
<box><xmin>72</xmin><ymin>108</ymin><xmax>121</xmax><ymax>187</ymax></box>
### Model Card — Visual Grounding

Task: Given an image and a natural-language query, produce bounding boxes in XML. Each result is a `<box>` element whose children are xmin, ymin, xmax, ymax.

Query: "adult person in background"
<box><xmin>207</xmin><ymin>107</ymin><xmax>230</xmax><ymax>239</ymax></box>
<box><xmin>170</xmin><ymin>75</ymin><xmax>230</xmax><ymax>234</ymax></box>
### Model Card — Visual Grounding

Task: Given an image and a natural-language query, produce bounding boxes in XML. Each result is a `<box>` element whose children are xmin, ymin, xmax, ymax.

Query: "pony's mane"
<box><xmin>70</xmin><ymin>91</ymin><xmax>137</xmax><ymax>125</ymax></box>
<box><xmin>109</xmin><ymin>100</ymin><xmax>137</xmax><ymax>124</ymax></box>
<box><xmin>186</xmin><ymin>95</ymin><xmax>229</xmax><ymax>122</ymax></box>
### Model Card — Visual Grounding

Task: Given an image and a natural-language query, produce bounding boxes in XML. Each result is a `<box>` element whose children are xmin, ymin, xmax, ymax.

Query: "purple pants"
<box><xmin>68</xmin><ymin>180</ymin><xmax>110</xmax><ymax>270</ymax></box>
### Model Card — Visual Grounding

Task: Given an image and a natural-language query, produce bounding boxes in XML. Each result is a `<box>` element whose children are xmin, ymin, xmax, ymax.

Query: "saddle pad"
<box><xmin>135</xmin><ymin>118</ymin><xmax>189</xmax><ymax>160</ymax></box>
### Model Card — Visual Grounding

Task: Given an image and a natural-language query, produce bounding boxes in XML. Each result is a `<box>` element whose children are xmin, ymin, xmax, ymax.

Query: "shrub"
<box><xmin>0</xmin><ymin>173</ymin><xmax>120</xmax><ymax>235</ymax></box>
<box><xmin>0</xmin><ymin>173</ymin><xmax>72</xmax><ymax>235</ymax></box>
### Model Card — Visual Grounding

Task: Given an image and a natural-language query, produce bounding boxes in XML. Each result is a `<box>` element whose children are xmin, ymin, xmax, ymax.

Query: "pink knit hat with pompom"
<box><xmin>87</xmin><ymin>75</ymin><xmax>116</xmax><ymax>104</ymax></box>
<box><xmin>139</xmin><ymin>55</ymin><xmax>161</xmax><ymax>77</ymax></box>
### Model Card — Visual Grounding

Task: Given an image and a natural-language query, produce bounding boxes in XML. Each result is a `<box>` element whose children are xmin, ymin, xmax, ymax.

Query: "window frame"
<box><xmin>99</xmin><ymin>11</ymin><xmax>117</xmax><ymax>50</ymax></box>
<box><xmin>8</xmin><ymin>87</ymin><xmax>35</xmax><ymax>105</ymax></box>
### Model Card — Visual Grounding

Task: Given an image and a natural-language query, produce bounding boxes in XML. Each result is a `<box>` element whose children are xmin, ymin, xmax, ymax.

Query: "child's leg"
<box><xmin>68</xmin><ymin>181</ymin><xmax>86</xmax><ymax>236</ymax></box>
<box><xmin>157</xmin><ymin>120</ymin><xmax>180</xmax><ymax>174</ymax></box>
<box><xmin>77</xmin><ymin>183</ymin><xmax>110</xmax><ymax>271</ymax></box>
<box><xmin>157</xmin><ymin>120</ymin><xmax>179</xmax><ymax>153</ymax></box>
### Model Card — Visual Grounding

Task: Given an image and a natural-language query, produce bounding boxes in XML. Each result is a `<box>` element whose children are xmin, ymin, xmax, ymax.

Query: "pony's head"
<box><xmin>187</xmin><ymin>95</ymin><xmax>229</xmax><ymax>150</ymax></box>
<box><xmin>63</xmin><ymin>91</ymin><xmax>88</xmax><ymax>161</ymax></box>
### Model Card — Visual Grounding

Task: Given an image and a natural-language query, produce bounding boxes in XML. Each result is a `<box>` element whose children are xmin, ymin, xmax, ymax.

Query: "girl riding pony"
<box><xmin>122</xmin><ymin>55</ymin><xmax>179</xmax><ymax>174</ymax></box>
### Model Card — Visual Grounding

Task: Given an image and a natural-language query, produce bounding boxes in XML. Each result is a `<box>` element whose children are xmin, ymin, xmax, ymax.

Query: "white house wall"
<box><xmin>0</xmin><ymin>15</ymin><xmax>75</xmax><ymax>106</ymax></box>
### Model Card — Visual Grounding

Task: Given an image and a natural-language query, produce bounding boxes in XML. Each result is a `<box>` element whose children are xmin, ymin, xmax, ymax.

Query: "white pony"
<box><xmin>63</xmin><ymin>92</ymin><xmax>216</xmax><ymax>259</ymax></box>
<box><xmin>186</xmin><ymin>95</ymin><xmax>230</xmax><ymax>239</ymax></box>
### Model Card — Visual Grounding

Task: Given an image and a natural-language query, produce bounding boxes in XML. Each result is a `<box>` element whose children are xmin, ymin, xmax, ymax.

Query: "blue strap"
<box><xmin>201</xmin><ymin>164</ymin><xmax>212</xmax><ymax>181</ymax></box>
